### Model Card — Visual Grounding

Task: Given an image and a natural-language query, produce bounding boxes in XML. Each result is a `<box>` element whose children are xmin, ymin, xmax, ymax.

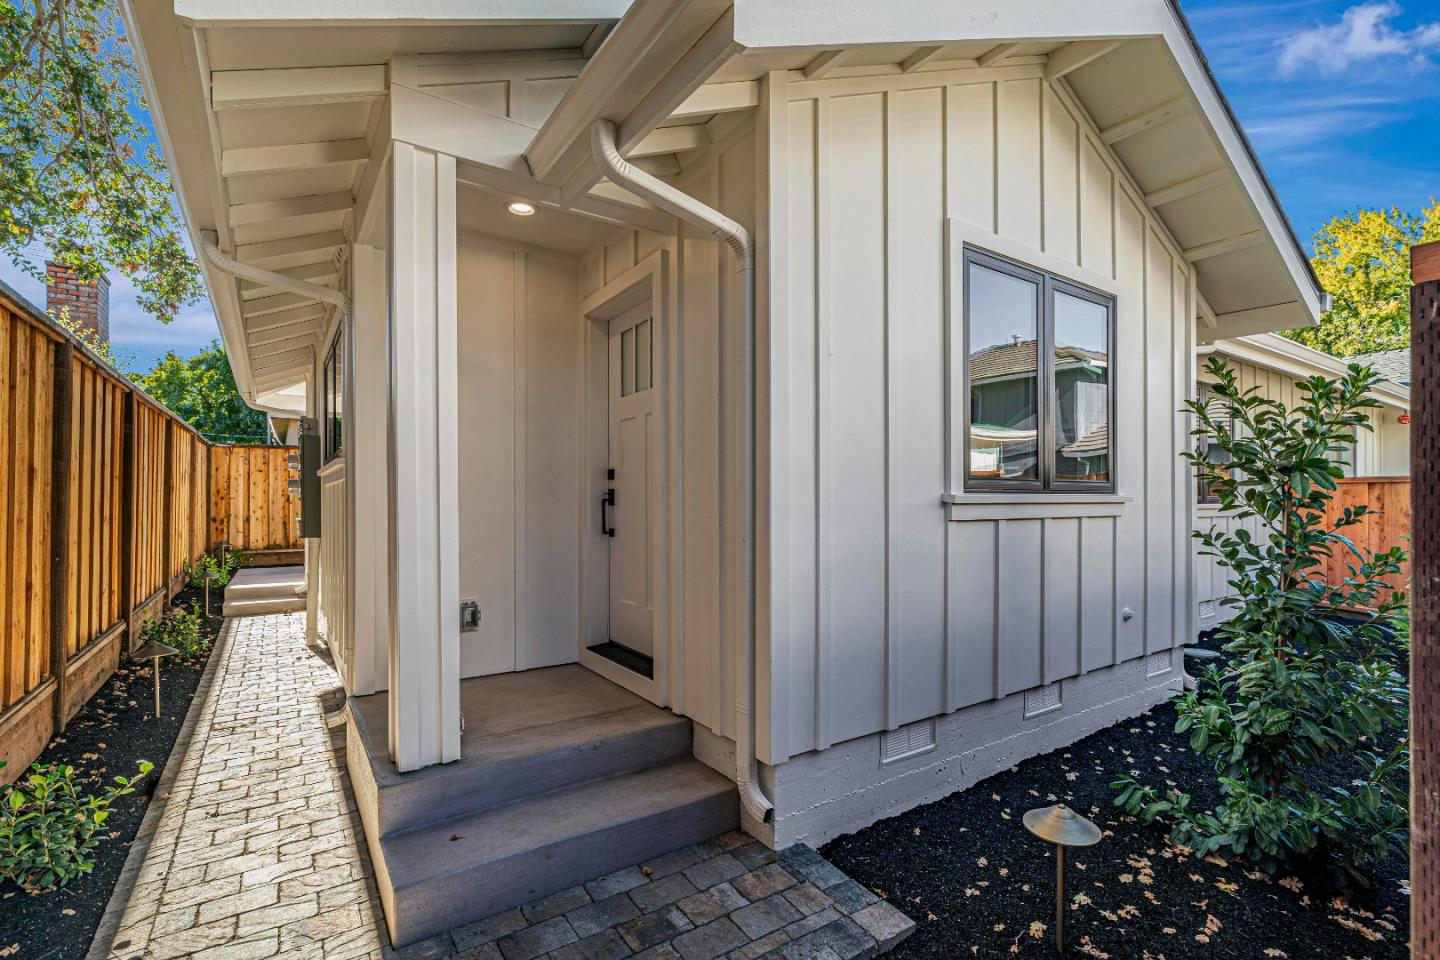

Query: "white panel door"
<box><xmin>607</xmin><ymin>302</ymin><xmax>657</xmax><ymax>657</ymax></box>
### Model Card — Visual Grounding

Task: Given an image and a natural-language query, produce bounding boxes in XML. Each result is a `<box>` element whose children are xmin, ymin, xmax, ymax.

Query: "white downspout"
<box><xmin>590</xmin><ymin>120</ymin><xmax>774</xmax><ymax>826</ymax></box>
<box><xmin>199</xmin><ymin>229</ymin><xmax>351</xmax><ymax>320</ymax></box>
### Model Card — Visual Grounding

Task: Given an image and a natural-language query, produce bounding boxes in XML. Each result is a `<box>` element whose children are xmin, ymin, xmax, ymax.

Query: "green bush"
<box><xmin>185</xmin><ymin>549</ymin><xmax>241</xmax><ymax>591</ymax></box>
<box><xmin>1113</xmin><ymin>357</ymin><xmax>1409</xmax><ymax>883</ymax></box>
<box><xmin>139</xmin><ymin>602</ymin><xmax>207</xmax><ymax>657</ymax></box>
<box><xmin>0</xmin><ymin>759</ymin><xmax>153</xmax><ymax>890</ymax></box>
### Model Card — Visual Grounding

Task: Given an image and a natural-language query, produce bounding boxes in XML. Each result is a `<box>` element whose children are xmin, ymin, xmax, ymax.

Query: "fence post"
<box><xmin>161</xmin><ymin>420</ymin><xmax>175</xmax><ymax>595</ymax></box>
<box><xmin>119</xmin><ymin>392</ymin><xmax>137</xmax><ymax>651</ymax></box>
<box><xmin>1412</xmin><ymin>238</ymin><xmax>1440</xmax><ymax>954</ymax></box>
<box><xmin>48</xmin><ymin>342</ymin><xmax>73</xmax><ymax>732</ymax></box>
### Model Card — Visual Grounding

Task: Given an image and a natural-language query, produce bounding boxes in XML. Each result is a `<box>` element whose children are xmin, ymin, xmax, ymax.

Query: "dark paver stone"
<box><xmin>727</xmin><ymin>930</ymin><xmax>790</xmax><ymax>960</ymax></box>
<box><xmin>783</xmin><ymin>907</ymin><xmax>842</xmax><ymax>941</ymax></box>
<box><xmin>778</xmin><ymin>845</ymin><xmax>823</xmax><ymax>868</ymax></box>
<box><xmin>782</xmin><ymin>883</ymin><xmax>833</xmax><ymax>918</ymax></box>
<box><xmin>631</xmin><ymin>944</ymin><xmax>682</xmax><ymax>960</ymax></box>
<box><xmin>683</xmin><ymin>853</ymin><xmax>746</xmax><ymax>890</ymax></box>
<box><xmin>822</xmin><ymin>880</ymin><xmax>878</xmax><ymax>916</ymax></box>
<box><xmin>792</xmin><ymin>919</ymin><xmax>875</xmax><ymax>960</ymax></box>
<box><xmin>497</xmin><ymin>916</ymin><xmax>579</xmax><ymax>960</ymax></box>
<box><xmin>618</xmin><ymin>906</ymin><xmax>694</xmax><ymax>952</ymax></box>
<box><xmin>453</xmin><ymin>909</ymin><xmax>528</xmax><ymax>951</ymax></box>
<box><xmin>630</xmin><ymin>873</ymin><xmax>700</xmax><ymax>913</ymax></box>
<box><xmin>586</xmin><ymin>867</ymin><xmax>650</xmax><ymax>901</ymax></box>
<box><xmin>547</xmin><ymin>929</ymin><xmax>634</xmax><ymax>960</ymax></box>
<box><xmin>568</xmin><ymin>893</ymin><xmax>642</xmax><ymax>938</ymax></box>
<box><xmin>670</xmin><ymin>918</ymin><xmax>749</xmax><ymax>960</ymax></box>
<box><xmin>385</xmin><ymin>933</ymin><xmax>456</xmax><ymax>959</ymax></box>
<box><xmin>523</xmin><ymin>885</ymin><xmax>592</xmax><ymax>924</ymax></box>
<box><xmin>788</xmin><ymin>859</ymin><xmax>847</xmax><ymax>891</ymax></box>
<box><xmin>847</xmin><ymin>903</ymin><xmax>914</xmax><ymax>950</ymax></box>
<box><xmin>731</xmin><ymin>842</ymin><xmax>779</xmax><ymax>870</ymax></box>
<box><xmin>714</xmin><ymin>832</ymin><xmax>752</xmax><ymax>851</ymax></box>
<box><xmin>641</xmin><ymin>846</ymin><xmax>705</xmax><ymax>880</ymax></box>
<box><xmin>675</xmin><ymin>882</ymin><xmax>748</xmax><ymax>926</ymax></box>
<box><xmin>731</xmin><ymin>894</ymin><xmax>803</xmax><ymax>940</ymax></box>
<box><xmin>732</xmin><ymin>865</ymin><xmax>796</xmax><ymax>902</ymax></box>
<box><xmin>452</xmin><ymin>944</ymin><xmax>504</xmax><ymax>960</ymax></box>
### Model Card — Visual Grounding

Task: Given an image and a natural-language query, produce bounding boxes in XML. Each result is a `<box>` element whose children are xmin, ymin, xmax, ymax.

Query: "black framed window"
<box><xmin>322</xmin><ymin>332</ymin><xmax>343</xmax><ymax>462</ymax></box>
<box><xmin>963</xmin><ymin>247</ymin><xmax>1115</xmax><ymax>492</ymax></box>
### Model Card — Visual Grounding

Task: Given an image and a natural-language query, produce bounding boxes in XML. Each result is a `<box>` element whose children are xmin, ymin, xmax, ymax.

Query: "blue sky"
<box><xmin>2</xmin><ymin>0</ymin><xmax>1437</xmax><ymax>372</ymax></box>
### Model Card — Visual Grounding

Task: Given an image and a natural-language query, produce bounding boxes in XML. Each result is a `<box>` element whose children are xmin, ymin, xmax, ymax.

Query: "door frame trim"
<box><xmin>577</xmin><ymin>249</ymin><xmax>674</xmax><ymax>707</ymax></box>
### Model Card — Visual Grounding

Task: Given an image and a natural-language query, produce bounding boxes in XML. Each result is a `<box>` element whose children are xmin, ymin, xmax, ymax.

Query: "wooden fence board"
<box><xmin>0</xmin><ymin>290</ymin><xmax>299</xmax><ymax>784</ymax></box>
<box><xmin>1321</xmin><ymin>477</ymin><xmax>1412</xmax><ymax>607</ymax></box>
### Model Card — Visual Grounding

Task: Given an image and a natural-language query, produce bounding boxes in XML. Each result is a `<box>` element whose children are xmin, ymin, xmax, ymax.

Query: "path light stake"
<box><xmin>203</xmin><ymin>568</ymin><xmax>216</xmax><ymax>617</ymax></box>
<box><xmin>1023</xmin><ymin>803</ymin><xmax>1102</xmax><ymax>953</ymax></box>
<box><xmin>133</xmin><ymin>639</ymin><xmax>179</xmax><ymax>719</ymax></box>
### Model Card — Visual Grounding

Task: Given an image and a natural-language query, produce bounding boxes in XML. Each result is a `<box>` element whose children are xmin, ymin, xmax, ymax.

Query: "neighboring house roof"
<box><xmin>969</xmin><ymin>339</ymin><xmax>1107</xmax><ymax>384</ymax></box>
<box><xmin>1211</xmin><ymin>333</ymin><xmax>1410</xmax><ymax>410</ymax></box>
<box><xmin>1061</xmin><ymin>423</ymin><xmax>1109</xmax><ymax>457</ymax></box>
<box><xmin>1348</xmin><ymin>348</ymin><xmax>1411</xmax><ymax>388</ymax></box>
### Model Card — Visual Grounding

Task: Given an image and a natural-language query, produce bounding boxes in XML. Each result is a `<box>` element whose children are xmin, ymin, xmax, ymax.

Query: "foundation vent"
<box><xmin>1023</xmin><ymin>683</ymin><xmax>1062</xmax><ymax>719</ymax></box>
<box><xmin>1146</xmin><ymin>651</ymin><xmax>1174</xmax><ymax>677</ymax></box>
<box><xmin>1198</xmin><ymin>600</ymin><xmax>1219</xmax><ymax>622</ymax></box>
<box><xmin>880</xmin><ymin>719</ymin><xmax>937</xmax><ymax>765</ymax></box>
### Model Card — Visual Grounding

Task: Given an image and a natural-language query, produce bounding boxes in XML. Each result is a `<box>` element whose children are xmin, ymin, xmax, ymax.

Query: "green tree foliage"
<box><xmin>1114</xmin><ymin>357</ymin><xmax>1409</xmax><ymax>882</ymax></box>
<box><xmin>1283</xmin><ymin>202</ymin><xmax>1440</xmax><ymax>357</ymax></box>
<box><xmin>134</xmin><ymin>341</ymin><xmax>269</xmax><ymax>443</ymax></box>
<box><xmin>1</xmin><ymin>0</ymin><xmax>201</xmax><ymax>319</ymax></box>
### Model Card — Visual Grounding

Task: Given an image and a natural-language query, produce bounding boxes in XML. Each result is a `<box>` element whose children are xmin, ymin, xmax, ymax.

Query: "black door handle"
<box><xmin>601</xmin><ymin>488</ymin><xmax>615</xmax><ymax>537</ymax></box>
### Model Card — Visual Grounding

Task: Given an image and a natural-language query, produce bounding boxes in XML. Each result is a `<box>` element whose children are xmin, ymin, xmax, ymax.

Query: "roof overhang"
<box><xmin>1209</xmin><ymin>333</ymin><xmax>1410</xmax><ymax>410</ymax></box>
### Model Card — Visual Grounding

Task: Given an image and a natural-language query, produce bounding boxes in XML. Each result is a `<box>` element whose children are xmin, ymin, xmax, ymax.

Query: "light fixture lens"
<box><xmin>507</xmin><ymin>200</ymin><xmax>536</xmax><ymax>217</ymax></box>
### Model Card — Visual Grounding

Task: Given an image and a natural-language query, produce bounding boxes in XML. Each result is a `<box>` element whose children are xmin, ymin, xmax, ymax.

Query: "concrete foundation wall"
<box><xmin>767</xmin><ymin>649</ymin><xmax>1182</xmax><ymax>849</ymax></box>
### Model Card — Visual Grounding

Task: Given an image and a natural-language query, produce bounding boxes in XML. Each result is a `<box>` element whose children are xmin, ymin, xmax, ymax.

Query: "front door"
<box><xmin>606</xmin><ymin>302</ymin><xmax>657</xmax><ymax>660</ymax></box>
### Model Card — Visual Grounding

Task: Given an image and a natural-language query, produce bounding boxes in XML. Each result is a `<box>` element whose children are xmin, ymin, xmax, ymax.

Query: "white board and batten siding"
<box><xmin>761</xmin><ymin>65</ymin><xmax>1195</xmax><ymax>765</ymax></box>
<box><xmin>578</xmin><ymin>120</ymin><xmax>758</xmax><ymax>742</ymax></box>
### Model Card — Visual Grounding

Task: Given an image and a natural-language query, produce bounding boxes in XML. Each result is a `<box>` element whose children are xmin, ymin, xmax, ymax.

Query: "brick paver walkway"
<box><xmin>93</xmin><ymin>613</ymin><xmax>914</xmax><ymax>960</ymax></box>
<box><xmin>97</xmin><ymin>613</ymin><xmax>388</xmax><ymax>960</ymax></box>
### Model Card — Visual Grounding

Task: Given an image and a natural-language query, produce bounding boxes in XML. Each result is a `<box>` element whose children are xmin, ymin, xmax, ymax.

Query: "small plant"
<box><xmin>0</xmin><ymin>759</ymin><xmax>154</xmax><ymax>890</ymax></box>
<box><xmin>139</xmin><ymin>602</ymin><xmax>206</xmax><ymax>657</ymax></box>
<box><xmin>1113</xmin><ymin>358</ymin><xmax>1409</xmax><ymax>883</ymax></box>
<box><xmin>185</xmin><ymin>549</ymin><xmax>241</xmax><ymax>591</ymax></box>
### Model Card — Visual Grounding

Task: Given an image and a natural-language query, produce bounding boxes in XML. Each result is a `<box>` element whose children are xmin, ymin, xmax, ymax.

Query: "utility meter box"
<box><xmin>298</xmin><ymin>420</ymin><xmax>322</xmax><ymax>539</ymax></box>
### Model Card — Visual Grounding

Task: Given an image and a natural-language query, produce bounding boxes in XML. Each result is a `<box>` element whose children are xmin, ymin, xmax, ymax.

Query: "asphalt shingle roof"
<box><xmin>1347</xmin><ymin>348</ymin><xmax>1410</xmax><ymax>388</ymax></box>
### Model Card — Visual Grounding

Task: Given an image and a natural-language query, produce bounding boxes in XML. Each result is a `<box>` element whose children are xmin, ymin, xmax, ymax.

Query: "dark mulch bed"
<box><xmin>823</xmin><ymin>695</ymin><xmax>1408</xmax><ymax>959</ymax></box>
<box><xmin>0</xmin><ymin>584</ymin><xmax>225</xmax><ymax>960</ymax></box>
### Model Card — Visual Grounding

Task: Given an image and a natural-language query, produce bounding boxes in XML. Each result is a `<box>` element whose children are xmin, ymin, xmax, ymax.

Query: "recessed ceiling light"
<box><xmin>507</xmin><ymin>200</ymin><xmax>536</xmax><ymax>217</ymax></box>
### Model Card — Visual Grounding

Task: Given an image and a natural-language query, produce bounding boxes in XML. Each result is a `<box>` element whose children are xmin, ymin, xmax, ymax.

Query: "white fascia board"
<box><xmin>119</xmin><ymin>0</ymin><xmax>264</xmax><ymax>407</ymax></box>
<box><xmin>731</xmin><ymin>0</ymin><xmax>1323</xmax><ymax>323</ymax></box>
<box><xmin>1216</xmin><ymin>333</ymin><xmax>1410</xmax><ymax>409</ymax></box>
<box><xmin>175</xmin><ymin>0</ymin><xmax>633</xmax><ymax>27</ymax></box>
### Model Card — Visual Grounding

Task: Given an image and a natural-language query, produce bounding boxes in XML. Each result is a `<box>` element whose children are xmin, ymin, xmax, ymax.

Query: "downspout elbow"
<box><xmin>200</xmin><ymin>229</ymin><xmax>351</xmax><ymax>320</ymax></box>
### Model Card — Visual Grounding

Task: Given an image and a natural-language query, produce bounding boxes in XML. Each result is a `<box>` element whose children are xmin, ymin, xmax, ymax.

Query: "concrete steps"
<box><xmin>222</xmin><ymin>565</ymin><xmax>305</xmax><ymax>617</ymax></box>
<box><xmin>383</xmin><ymin>760</ymin><xmax>737</xmax><ymax>945</ymax></box>
<box><xmin>349</xmin><ymin>665</ymin><xmax>740</xmax><ymax>947</ymax></box>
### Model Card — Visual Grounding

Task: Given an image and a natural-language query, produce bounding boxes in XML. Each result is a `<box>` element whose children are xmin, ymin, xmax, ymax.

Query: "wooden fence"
<box><xmin>1320</xmin><ymin>476</ymin><xmax>1412</xmax><ymax>607</ymax></box>
<box><xmin>0</xmin><ymin>286</ymin><xmax>300</xmax><ymax>783</ymax></box>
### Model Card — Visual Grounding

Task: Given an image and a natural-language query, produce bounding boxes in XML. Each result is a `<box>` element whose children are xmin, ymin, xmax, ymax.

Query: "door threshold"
<box><xmin>588</xmin><ymin>641</ymin><xmax>653</xmax><ymax>680</ymax></box>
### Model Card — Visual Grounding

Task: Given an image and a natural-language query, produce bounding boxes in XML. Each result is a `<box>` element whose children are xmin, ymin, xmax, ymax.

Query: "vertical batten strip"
<box><xmin>883</xmin><ymin>87</ymin><xmax>899</xmax><ymax>731</ymax></box>
<box><xmin>813</xmin><ymin>93</ymin><xmax>832</xmax><ymax>752</ymax></box>
<box><xmin>512</xmin><ymin>252</ymin><xmax>528</xmax><ymax>669</ymax></box>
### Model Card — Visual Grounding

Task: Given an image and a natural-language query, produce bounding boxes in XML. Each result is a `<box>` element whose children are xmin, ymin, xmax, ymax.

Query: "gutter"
<box><xmin>590</xmin><ymin>119</ymin><xmax>774</xmax><ymax>827</ymax></box>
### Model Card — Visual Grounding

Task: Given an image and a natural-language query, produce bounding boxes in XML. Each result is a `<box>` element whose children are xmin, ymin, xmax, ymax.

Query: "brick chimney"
<box><xmin>45</xmin><ymin>261</ymin><xmax>110</xmax><ymax>344</ymax></box>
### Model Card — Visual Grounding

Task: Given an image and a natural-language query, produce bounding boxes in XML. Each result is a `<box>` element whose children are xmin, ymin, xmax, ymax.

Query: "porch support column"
<box><xmin>386</xmin><ymin>141</ymin><xmax>461</xmax><ymax>770</ymax></box>
<box><xmin>350</xmin><ymin>244</ymin><xmax>390</xmax><ymax>696</ymax></box>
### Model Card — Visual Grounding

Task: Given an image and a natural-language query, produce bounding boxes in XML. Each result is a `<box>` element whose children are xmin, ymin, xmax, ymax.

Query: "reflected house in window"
<box><xmin>1053</xmin><ymin>345</ymin><xmax>1109</xmax><ymax>481</ymax></box>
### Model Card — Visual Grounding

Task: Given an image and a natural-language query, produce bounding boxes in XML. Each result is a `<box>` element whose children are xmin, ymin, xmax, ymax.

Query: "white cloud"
<box><xmin>1279</xmin><ymin>2</ymin><xmax>1440</xmax><ymax>75</ymax></box>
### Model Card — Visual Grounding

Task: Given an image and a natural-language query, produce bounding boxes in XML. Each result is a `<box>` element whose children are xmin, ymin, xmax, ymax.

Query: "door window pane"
<box><xmin>636</xmin><ymin>319</ymin><xmax>652</xmax><ymax>392</ymax></box>
<box><xmin>968</xmin><ymin>263</ymin><xmax>1039</xmax><ymax>481</ymax></box>
<box><xmin>621</xmin><ymin>326</ymin><xmax>636</xmax><ymax>396</ymax></box>
<box><xmin>1053</xmin><ymin>291</ymin><xmax>1109</xmax><ymax>482</ymax></box>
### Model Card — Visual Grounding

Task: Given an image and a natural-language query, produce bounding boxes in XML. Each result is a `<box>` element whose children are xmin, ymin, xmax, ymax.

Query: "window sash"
<box><xmin>962</xmin><ymin>247</ymin><xmax>1115</xmax><ymax>493</ymax></box>
<box><xmin>322</xmin><ymin>332</ymin><xmax>343</xmax><ymax>463</ymax></box>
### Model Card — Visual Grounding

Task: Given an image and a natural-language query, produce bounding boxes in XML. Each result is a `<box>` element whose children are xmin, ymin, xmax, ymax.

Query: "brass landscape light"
<box><xmin>1023</xmin><ymin>803</ymin><xmax>1102</xmax><ymax>953</ymax></box>
<box><xmin>132</xmin><ymin>639</ymin><xmax>178</xmax><ymax>719</ymax></box>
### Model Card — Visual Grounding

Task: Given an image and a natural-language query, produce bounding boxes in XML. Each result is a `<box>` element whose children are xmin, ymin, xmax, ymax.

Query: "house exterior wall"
<box><xmin>457</xmin><ymin>234</ymin><xmax>582</xmax><ymax>678</ymax></box>
<box><xmin>578</xmin><ymin>118</ymin><xmax>758</xmax><ymax>742</ymax></box>
<box><xmin>757</xmin><ymin>64</ymin><xmax>1194</xmax><ymax>841</ymax></box>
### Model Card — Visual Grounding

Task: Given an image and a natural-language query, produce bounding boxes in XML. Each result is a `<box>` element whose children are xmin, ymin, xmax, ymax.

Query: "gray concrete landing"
<box><xmin>223</xmin><ymin>564</ymin><xmax>306</xmax><ymax>617</ymax></box>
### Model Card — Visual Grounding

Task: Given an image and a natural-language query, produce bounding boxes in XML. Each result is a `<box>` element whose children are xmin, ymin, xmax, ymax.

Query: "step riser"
<box><xmin>377</xmin><ymin>720</ymin><xmax>692</xmax><ymax>836</ymax></box>
<box><xmin>224</xmin><ymin>583</ymin><xmax>305</xmax><ymax>599</ymax></box>
<box><xmin>388</xmin><ymin>787</ymin><xmax>739</xmax><ymax>947</ymax></box>
<box><xmin>223</xmin><ymin>598</ymin><xmax>305</xmax><ymax>617</ymax></box>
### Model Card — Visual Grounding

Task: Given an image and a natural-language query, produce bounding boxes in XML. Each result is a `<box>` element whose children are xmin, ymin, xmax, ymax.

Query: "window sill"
<box><xmin>943</xmin><ymin>491</ymin><xmax>1131</xmax><ymax>521</ymax></box>
<box><xmin>317</xmin><ymin>456</ymin><xmax>347</xmax><ymax>480</ymax></box>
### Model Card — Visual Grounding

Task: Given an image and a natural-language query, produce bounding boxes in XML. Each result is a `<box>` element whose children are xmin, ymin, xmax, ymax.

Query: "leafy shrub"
<box><xmin>1114</xmin><ymin>358</ymin><xmax>1409</xmax><ymax>882</ymax></box>
<box><xmin>0</xmin><ymin>759</ymin><xmax>154</xmax><ymax>890</ymax></box>
<box><xmin>185</xmin><ymin>549</ymin><xmax>241</xmax><ymax>590</ymax></box>
<box><xmin>139</xmin><ymin>602</ymin><xmax>207</xmax><ymax>657</ymax></box>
